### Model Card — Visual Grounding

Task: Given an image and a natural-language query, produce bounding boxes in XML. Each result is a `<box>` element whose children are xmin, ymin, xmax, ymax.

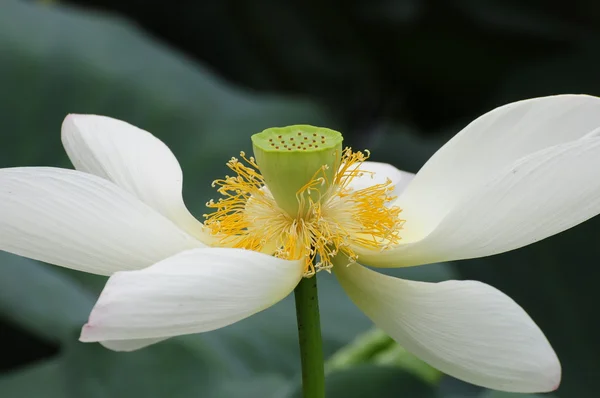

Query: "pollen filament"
<box><xmin>203</xmin><ymin>149</ymin><xmax>403</xmax><ymax>276</ymax></box>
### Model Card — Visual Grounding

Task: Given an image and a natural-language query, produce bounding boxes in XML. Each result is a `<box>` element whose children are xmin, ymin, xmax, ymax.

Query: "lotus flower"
<box><xmin>3</xmin><ymin>95</ymin><xmax>599</xmax><ymax>392</ymax></box>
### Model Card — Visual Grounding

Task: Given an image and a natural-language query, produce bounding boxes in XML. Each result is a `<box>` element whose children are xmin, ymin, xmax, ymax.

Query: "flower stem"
<box><xmin>294</xmin><ymin>275</ymin><xmax>325</xmax><ymax>398</ymax></box>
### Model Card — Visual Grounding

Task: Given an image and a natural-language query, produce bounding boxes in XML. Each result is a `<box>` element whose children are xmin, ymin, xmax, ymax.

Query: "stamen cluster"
<box><xmin>204</xmin><ymin>149</ymin><xmax>403</xmax><ymax>276</ymax></box>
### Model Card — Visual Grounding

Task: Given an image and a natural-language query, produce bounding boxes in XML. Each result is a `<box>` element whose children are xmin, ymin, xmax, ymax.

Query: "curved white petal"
<box><xmin>80</xmin><ymin>248</ymin><xmax>303</xmax><ymax>346</ymax></box>
<box><xmin>334</xmin><ymin>263</ymin><xmax>560</xmax><ymax>393</ymax></box>
<box><xmin>0</xmin><ymin>167</ymin><xmax>203</xmax><ymax>275</ymax></box>
<box><xmin>359</xmin><ymin>136</ymin><xmax>600</xmax><ymax>267</ymax></box>
<box><xmin>62</xmin><ymin>114</ymin><xmax>211</xmax><ymax>242</ymax></box>
<box><xmin>100</xmin><ymin>338</ymin><xmax>168</xmax><ymax>352</ymax></box>
<box><xmin>348</xmin><ymin>161</ymin><xmax>415</xmax><ymax>198</ymax></box>
<box><xmin>398</xmin><ymin>95</ymin><xmax>600</xmax><ymax>242</ymax></box>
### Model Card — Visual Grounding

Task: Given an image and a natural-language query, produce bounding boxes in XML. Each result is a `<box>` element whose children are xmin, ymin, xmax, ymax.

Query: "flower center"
<box><xmin>203</xmin><ymin>148</ymin><xmax>404</xmax><ymax>276</ymax></box>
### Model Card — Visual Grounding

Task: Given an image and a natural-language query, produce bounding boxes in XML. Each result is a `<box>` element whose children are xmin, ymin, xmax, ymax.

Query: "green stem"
<box><xmin>294</xmin><ymin>275</ymin><xmax>325</xmax><ymax>398</ymax></box>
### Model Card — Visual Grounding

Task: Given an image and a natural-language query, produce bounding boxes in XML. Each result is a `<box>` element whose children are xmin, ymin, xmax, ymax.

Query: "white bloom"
<box><xmin>3</xmin><ymin>95</ymin><xmax>600</xmax><ymax>392</ymax></box>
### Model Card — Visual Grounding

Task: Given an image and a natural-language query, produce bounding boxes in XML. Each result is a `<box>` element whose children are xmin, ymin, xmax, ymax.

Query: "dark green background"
<box><xmin>0</xmin><ymin>0</ymin><xmax>598</xmax><ymax>396</ymax></box>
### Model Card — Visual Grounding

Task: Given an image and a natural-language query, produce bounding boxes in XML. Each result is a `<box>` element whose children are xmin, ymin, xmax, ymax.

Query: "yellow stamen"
<box><xmin>203</xmin><ymin>148</ymin><xmax>403</xmax><ymax>277</ymax></box>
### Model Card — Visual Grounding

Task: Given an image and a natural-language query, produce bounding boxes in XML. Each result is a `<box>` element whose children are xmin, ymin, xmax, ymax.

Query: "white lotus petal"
<box><xmin>80</xmin><ymin>248</ymin><xmax>303</xmax><ymax>346</ymax></box>
<box><xmin>348</xmin><ymin>161</ymin><xmax>415</xmax><ymax>198</ymax></box>
<box><xmin>0</xmin><ymin>167</ymin><xmax>203</xmax><ymax>275</ymax></box>
<box><xmin>334</xmin><ymin>262</ymin><xmax>560</xmax><ymax>393</ymax></box>
<box><xmin>398</xmin><ymin>95</ymin><xmax>600</xmax><ymax>241</ymax></box>
<box><xmin>359</xmin><ymin>136</ymin><xmax>600</xmax><ymax>267</ymax></box>
<box><xmin>62</xmin><ymin>114</ymin><xmax>211</xmax><ymax>242</ymax></box>
<box><xmin>100</xmin><ymin>338</ymin><xmax>167</xmax><ymax>352</ymax></box>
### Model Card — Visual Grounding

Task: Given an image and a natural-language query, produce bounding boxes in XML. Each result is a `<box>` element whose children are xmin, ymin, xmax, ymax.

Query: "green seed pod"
<box><xmin>251</xmin><ymin>125</ymin><xmax>343</xmax><ymax>216</ymax></box>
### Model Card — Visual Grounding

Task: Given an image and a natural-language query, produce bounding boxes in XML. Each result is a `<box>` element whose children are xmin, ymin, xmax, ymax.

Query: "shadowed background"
<box><xmin>1</xmin><ymin>0</ymin><xmax>599</xmax><ymax>397</ymax></box>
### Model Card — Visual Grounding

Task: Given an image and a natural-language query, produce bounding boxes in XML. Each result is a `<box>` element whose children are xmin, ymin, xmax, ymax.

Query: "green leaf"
<box><xmin>0</xmin><ymin>252</ymin><xmax>94</xmax><ymax>342</ymax></box>
<box><xmin>59</xmin><ymin>341</ymin><xmax>227</xmax><ymax>398</ymax></box>
<box><xmin>325</xmin><ymin>328</ymin><xmax>442</xmax><ymax>385</ymax></box>
<box><xmin>0</xmin><ymin>359</ymin><xmax>66</xmax><ymax>398</ymax></box>
<box><xmin>210</xmin><ymin>374</ymin><xmax>290</xmax><ymax>398</ymax></box>
<box><xmin>289</xmin><ymin>365</ymin><xmax>436</xmax><ymax>398</ymax></box>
